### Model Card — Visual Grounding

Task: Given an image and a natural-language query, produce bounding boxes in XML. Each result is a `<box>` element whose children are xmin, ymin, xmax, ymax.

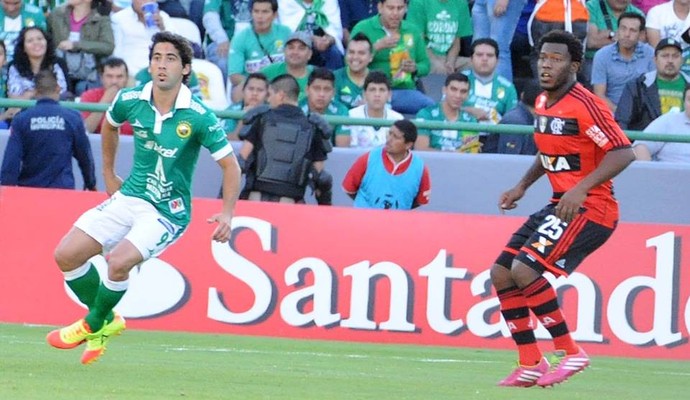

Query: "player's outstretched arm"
<box><xmin>499</xmin><ymin>154</ymin><xmax>545</xmax><ymax>213</ymax></box>
<box><xmin>208</xmin><ymin>153</ymin><xmax>242</xmax><ymax>243</ymax></box>
<box><xmin>101</xmin><ymin>119</ymin><xmax>123</xmax><ymax>195</ymax></box>
<box><xmin>557</xmin><ymin>147</ymin><xmax>635</xmax><ymax>222</ymax></box>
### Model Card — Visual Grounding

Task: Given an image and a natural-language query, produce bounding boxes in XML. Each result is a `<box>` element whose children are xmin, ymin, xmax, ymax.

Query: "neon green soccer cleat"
<box><xmin>80</xmin><ymin>326</ymin><xmax>108</xmax><ymax>365</ymax></box>
<box><xmin>103</xmin><ymin>313</ymin><xmax>126</xmax><ymax>338</ymax></box>
<box><xmin>46</xmin><ymin>319</ymin><xmax>92</xmax><ymax>349</ymax></box>
<box><xmin>81</xmin><ymin>313</ymin><xmax>126</xmax><ymax>365</ymax></box>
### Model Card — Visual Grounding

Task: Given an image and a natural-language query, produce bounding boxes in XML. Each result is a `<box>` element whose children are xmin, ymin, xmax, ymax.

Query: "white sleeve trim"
<box><xmin>210</xmin><ymin>143</ymin><xmax>234</xmax><ymax>161</ymax></box>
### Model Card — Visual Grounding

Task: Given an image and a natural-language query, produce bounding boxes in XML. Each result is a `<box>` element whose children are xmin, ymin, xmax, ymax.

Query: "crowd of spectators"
<box><xmin>1</xmin><ymin>0</ymin><xmax>689</xmax><ymax>196</ymax></box>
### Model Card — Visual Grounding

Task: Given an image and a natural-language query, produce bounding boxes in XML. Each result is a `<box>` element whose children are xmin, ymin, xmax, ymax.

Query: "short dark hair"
<box><xmin>364</xmin><ymin>70</ymin><xmax>391</xmax><ymax>90</ymax></box>
<box><xmin>270</xmin><ymin>74</ymin><xmax>300</xmax><ymax>101</ymax></box>
<box><xmin>348</xmin><ymin>32</ymin><xmax>373</xmax><ymax>53</ymax></box>
<box><xmin>149</xmin><ymin>32</ymin><xmax>194</xmax><ymax>84</ymax></box>
<box><xmin>378</xmin><ymin>0</ymin><xmax>409</xmax><ymax>3</ymax></box>
<box><xmin>308</xmin><ymin>67</ymin><xmax>335</xmax><ymax>86</ymax></box>
<box><xmin>393</xmin><ymin>119</ymin><xmax>417</xmax><ymax>143</ymax></box>
<box><xmin>251</xmin><ymin>0</ymin><xmax>278</xmax><ymax>12</ymax></box>
<box><xmin>98</xmin><ymin>57</ymin><xmax>128</xmax><ymax>75</ymax></box>
<box><xmin>243</xmin><ymin>72</ymin><xmax>268</xmax><ymax>89</ymax></box>
<box><xmin>33</xmin><ymin>69</ymin><xmax>58</xmax><ymax>97</ymax></box>
<box><xmin>538</xmin><ymin>30</ymin><xmax>584</xmax><ymax>64</ymax></box>
<box><xmin>471</xmin><ymin>38</ymin><xmax>499</xmax><ymax>57</ymax></box>
<box><xmin>618</xmin><ymin>12</ymin><xmax>646</xmax><ymax>31</ymax></box>
<box><xmin>445</xmin><ymin>72</ymin><xmax>469</xmax><ymax>86</ymax></box>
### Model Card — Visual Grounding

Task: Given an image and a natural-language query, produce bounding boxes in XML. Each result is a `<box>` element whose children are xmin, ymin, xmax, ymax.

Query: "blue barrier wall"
<box><xmin>1</xmin><ymin>131</ymin><xmax>688</xmax><ymax>224</ymax></box>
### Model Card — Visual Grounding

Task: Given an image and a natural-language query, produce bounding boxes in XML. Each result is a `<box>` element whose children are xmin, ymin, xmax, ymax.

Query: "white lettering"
<box><xmin>208</xmin><ymin>217</ymin><xmax>275</xmax><ymax>323</ymax></box>
<box><xmin>30</xmin><ymin>116</ymin><xmax>65</xmax><ymax>130</ymax></box>
<box><xmin>419</xmin><ymin>250</ymin><xmax>468</xmax><ymax>335</ymax></box>
<box><xmin>280</xmin><ymin>257</ymin><xmax>341</xmax><ymax>327</ymax></box>
<box><xmin>607</xmin><ymin>231</ymin><xmax>682</xmax><ymax>346</ymax></box>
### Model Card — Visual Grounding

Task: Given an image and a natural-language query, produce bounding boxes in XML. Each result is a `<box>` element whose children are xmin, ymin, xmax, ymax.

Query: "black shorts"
<box><xmin>495</xmin><ymin>203</ymin><xmax>615</xmax><ymax>276</ymax></box>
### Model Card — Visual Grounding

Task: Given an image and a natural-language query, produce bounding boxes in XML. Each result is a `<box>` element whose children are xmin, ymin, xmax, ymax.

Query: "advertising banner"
<box><xmin>1</xmin><ymin>187</ymin><xmax>688</xmax><ymax>360</ymax></box>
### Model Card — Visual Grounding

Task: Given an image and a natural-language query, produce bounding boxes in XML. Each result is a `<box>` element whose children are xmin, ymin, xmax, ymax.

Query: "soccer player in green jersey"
<box><xmin>46</xmin><ymin>32</ymin><xmax>242</xmax><ymax>365</ymax></box>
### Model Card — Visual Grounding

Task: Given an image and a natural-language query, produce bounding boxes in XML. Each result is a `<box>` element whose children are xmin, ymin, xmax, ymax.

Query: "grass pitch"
<box><xmin>1</xmin><ymin>323</ymin><xmax>687</xmax><ymax>400</ymax></box>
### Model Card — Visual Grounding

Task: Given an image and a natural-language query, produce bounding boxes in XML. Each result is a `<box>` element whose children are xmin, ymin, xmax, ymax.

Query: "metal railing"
<box><xmin>1</xmin><ymin>98</ymin><xmax>688</xmax><ymax>143</ymax></box>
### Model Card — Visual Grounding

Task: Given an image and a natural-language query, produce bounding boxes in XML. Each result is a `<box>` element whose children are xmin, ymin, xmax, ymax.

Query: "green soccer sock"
<box><xmin>65</xmin><ymin>263</ymin><xmax>100</xmax><ymax>307</ymax></box>
<box><xmin>84</xmin><ymin>280</ymin><xmax>127</xmax><ymax>332</ymax></box>
<box><xmin>64</xmin><ymin>263</ymin><xmax>115</xmax><ymax>324</ymax></box>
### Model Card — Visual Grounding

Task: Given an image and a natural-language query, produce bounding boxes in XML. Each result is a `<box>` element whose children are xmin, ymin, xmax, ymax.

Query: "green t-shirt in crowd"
<box><xmin>261</xmin><ymin>63</ymin><xmax>314</xmax><ymax>102</ymax></box>
<box><xmin>406</xmin><ymin>0</ymin><xmax>473</xmax><ymax>56</ymax></box>
<box><xmin>462</xmin><ymin>69</ymin><xmax>519</xmax><ymax>123</ymax></box>
<box><xmin>203</xmin><ymin>0</ymin><xmax>235</xmax><ymax>44</ymax></box>
<box><xmin>227</xmin><ymin>23</ymin><xmax>292</xmax><ymax>76</ymax></box>
<box><xmin>350</xmin><ymin>15</ymin><xmax>430</xmax><ymax>89</ymax></box>
<box><xmin>0</xmin><ymin>3</ymin><xmax>47</xmax><ymax>62</ymax></box>
<box><xmin>333</xmin><ymin>67</ymin><xmax>364</xmax><ymax>109</ymax></box>
<box><xmin>299</xmin><ymin>97</ymin><xmax>351</xmax><ymax>142</ymax></box>
<box><xmin>657</xmin><ymin>75</ymin><xmax>687</xmax><ymax>113</ymax></box>
<box><xmin>106</xmin><ymin>83</ymin><xmax>233</xmax><ymax>226</ymax></box>
<box><xmin>415</xmin><ymin>103</ymin><xmax>479</xmax><ymax>152</ymax></box>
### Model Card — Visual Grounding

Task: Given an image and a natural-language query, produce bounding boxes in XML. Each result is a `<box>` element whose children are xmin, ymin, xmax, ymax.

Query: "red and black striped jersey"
<box><xmin>533</xmin><ymin>83</ymin><xmax>631</xmax><ymax>227</ymax></box>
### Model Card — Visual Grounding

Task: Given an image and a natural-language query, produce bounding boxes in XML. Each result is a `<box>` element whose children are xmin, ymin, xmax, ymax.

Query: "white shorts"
<box><xmin>74</xmin><ymin>192</ymin><xmax>185</xmax><ymax>260</ymax></box>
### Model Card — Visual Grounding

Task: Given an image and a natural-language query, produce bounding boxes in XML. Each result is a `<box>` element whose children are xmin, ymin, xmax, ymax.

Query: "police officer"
<box><xmin>0</xmin><ymin>69</ymin><xmax>96</xmax><ymax>190</ymax></box>
<box><xmin>238</xmin><ymin>73</ymin><xmax>333</xmax><ymax>204</ymax></box>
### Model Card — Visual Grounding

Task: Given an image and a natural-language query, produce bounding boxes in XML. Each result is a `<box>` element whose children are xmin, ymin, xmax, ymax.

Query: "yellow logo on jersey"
<box><xmin>497</xmin><ymin>87</ymin><xmax>505</xmax><ymax>99</ymax></box>
<box><xmin>176</xmin><ymin>121</ymin><xmax>192</xmax><ymax>139</ymax></box>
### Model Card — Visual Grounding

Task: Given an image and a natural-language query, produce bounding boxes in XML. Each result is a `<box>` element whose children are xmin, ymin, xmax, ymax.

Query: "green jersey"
<box><xmin>585</xmin><ymin>0</ymin><xmax>643</xmax><ymax>59</ymax></box>
<box><xmin>463</xmin><ymin>70</ymin><xmax>518</xmax><ymax>123</ymax></box>
<box><xmin>657</xmin><ymin>76</ymin><xmax>687</xmax><ymax>113</ymax></box>
<box><xmin>0</xmin><ymin>3</ymin><xmax>47</xmax><ymax>62</ymax></box>
<box><xmin>415</xmin><ymin>103</ymin><xmax>479</xmax><ymax>152</ymax></box>
<box><xmin>406</xmin><ymin>0</ymin><xmax>473</xmax><ymax>56</ymax></box>
<box><xmin>333</xmin><ymin>67</ymin><xmax>364</xmax><ymax>109</ymax></box>
<box><xmin>222</xmin><ymin>102</ymin><xmax>244</xmax><ymax>134</ymax></box>
<box><xmin>106</xmin><ymin>83</ymin><xmax>233</xmax><ymax>226</ymax></box>
<box><xmin>261</xmin><ymin>63</ymin><xmax>314</xmax><ymax>102</ymax></box>
<box><xmin>350</xmin><ymin>15</ymin><xmax>430</xmax><ymax>89</ymax></box>
<box><xmin>299</xmin><ymin>98</ymin><xmax>350</xmax><ymax>142</ymax></box>
<box><xmin>203</xmin><ymin>0</ymin><xmax>235</xmax><ymax>44</ymax></box>
<box><xmin>227</xmin><ymin>24</ymin><xmax>292</xmax><ymax>76</ymax></box>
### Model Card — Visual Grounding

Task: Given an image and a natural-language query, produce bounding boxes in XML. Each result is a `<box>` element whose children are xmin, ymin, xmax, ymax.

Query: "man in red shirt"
<box><xmin>342</xmin><ymin>119</ymin><xmax>430</xmax><ymax>209</ymax></box>
<box><xmin>491</xmin><ymin>30</ymin><xmax>635</xmax><ymax>388</ymax></box>
<box><xmin>80</xmin><ymin>57</ymin><xmax>133</xmax><ymax>135</ymax></box>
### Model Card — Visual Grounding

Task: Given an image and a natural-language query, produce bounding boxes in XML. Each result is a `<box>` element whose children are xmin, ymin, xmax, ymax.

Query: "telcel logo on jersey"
<box><xmin>144</xmin><ymin>141</ymin><xmax>179</xmax><ymax>158</ymax></box>
<box><xmin>176</xmin><ymin>121</ymin><xmax>192</xmax><ymax>139</ymax></box>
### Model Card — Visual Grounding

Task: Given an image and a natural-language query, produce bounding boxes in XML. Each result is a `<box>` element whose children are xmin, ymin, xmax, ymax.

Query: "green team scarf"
<box><xmin>296</xmin><ymin>0</ymin><xmax>329</xmax><ymax>31</ymax></box>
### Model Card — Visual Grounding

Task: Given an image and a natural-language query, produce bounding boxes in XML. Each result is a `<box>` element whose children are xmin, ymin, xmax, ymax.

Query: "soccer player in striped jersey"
<box><xmin>490</xmin><ymin>30</ymin><xmax>635</xmax><ymax>388</ymax></box>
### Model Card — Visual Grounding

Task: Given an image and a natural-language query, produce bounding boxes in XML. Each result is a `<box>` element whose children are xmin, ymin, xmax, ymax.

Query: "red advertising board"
<box><xmin>1</xmin><ymin>187</ymin><xmax>689</xmax><ymax>360</ymax></box>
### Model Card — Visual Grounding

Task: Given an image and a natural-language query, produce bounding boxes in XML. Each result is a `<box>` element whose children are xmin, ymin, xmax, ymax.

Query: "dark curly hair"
<box><xmin>11</xmin><ymin>26</ymin><xmax>59</xmax><ymax>80</ymax></box>
<box><xmin>148</xmin><ymin>31</ymin><xmax>194</xmax><ymax>85</ymax></box>
<box><xmin>538</xmin><ymin>30</ymin><xmax>584</xmax><ymax>64</ymax></box>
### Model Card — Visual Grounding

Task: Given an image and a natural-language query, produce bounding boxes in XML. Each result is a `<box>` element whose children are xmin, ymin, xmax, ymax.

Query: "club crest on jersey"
<box><xmin>550</xmin><ymin>118</ymin><xmax>565</xmax><ymax>135</ymax></box>
<box><xmin>168</xmin><ymin>197</ymin><xmax>185</xmax><ymax>214</ymax></box>
<box><xmin>176</xmin><ymin>121</ymin><xmax>192</xmax><ymax>139</ymax></box>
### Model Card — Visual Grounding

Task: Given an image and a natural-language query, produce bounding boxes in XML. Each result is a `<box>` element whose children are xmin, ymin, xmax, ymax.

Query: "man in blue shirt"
<box><xmin>1</xmin><ymin>69</ymin><xmax>96</xmax><ymax>190</ymax></box>
<box><xmin>591</xmin><ymin>12</ymin><xmax>655</xmax><ymax>111</ymax></box>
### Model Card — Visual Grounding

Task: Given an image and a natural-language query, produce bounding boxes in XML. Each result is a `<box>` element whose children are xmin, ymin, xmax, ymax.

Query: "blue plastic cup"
<box><xmin>142</xmin><ymin>2</ymin><xmax>158</xmax><ymax>29</ymax></box>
